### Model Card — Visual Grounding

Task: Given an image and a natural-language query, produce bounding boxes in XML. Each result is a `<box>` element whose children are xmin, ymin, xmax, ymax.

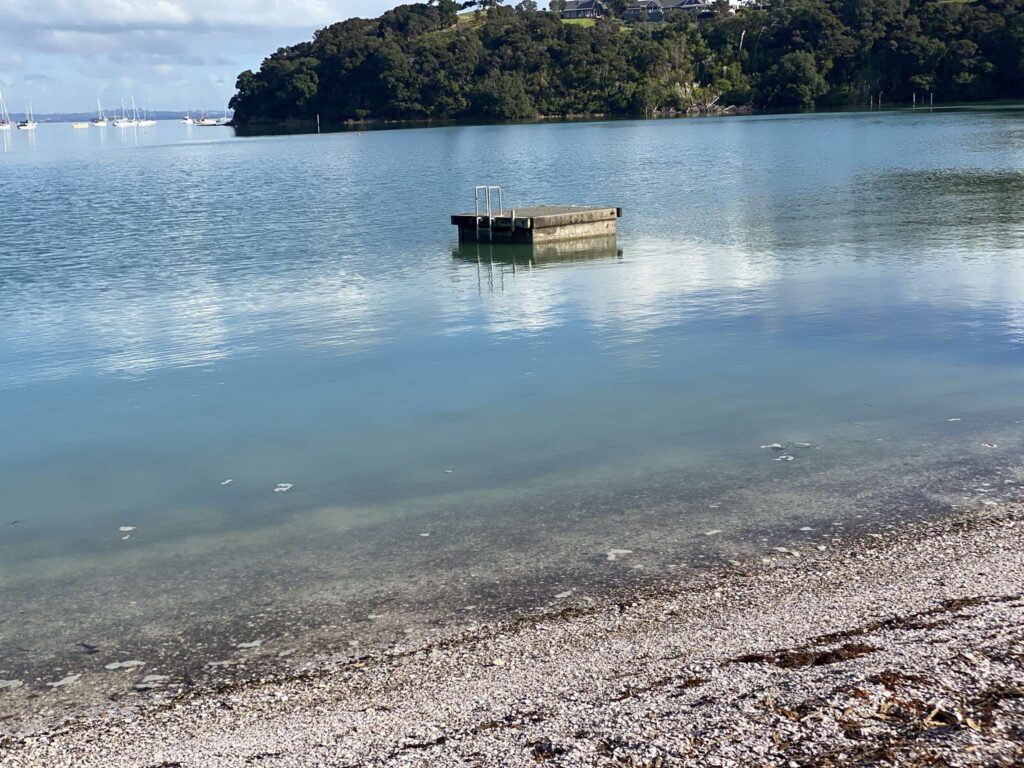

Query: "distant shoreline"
<box><xmin>4</xmin><ymin>503</ymin><xmax>1022</xmax><ymax>766</ymax></box>
<box><xmin>232</xmin><ymin>99</ymin><xmax>1022</xmax><ymax>136</ymax></box>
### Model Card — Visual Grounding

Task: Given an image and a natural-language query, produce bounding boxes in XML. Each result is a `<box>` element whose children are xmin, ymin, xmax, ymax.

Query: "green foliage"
<box><xmin>763</xmin><ymin>50</ymin><xmax>829</xmax><ymax>106</ymax></box>
<box><xmin>229</xmin><ymin>0</ymin><xmax>1024</xmax><ymax>125</ymax></box>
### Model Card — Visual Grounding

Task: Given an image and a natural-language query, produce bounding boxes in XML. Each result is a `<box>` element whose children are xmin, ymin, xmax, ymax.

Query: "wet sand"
<box><xmin>2</xmin><ymin>503</ymin><xmax>1022</xmax><ymax>766</ymax></box>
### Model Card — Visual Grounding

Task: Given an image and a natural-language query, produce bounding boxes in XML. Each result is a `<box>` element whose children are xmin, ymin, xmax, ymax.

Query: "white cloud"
<box><xmin>0</xmin><ymin>0</ymin><xmax>396</xmax><ymax>111</ymax></box>
<box><xmin>2</xmin><ymin>0</ymin><xmax>386</xmax><ymax>33</ymax></box>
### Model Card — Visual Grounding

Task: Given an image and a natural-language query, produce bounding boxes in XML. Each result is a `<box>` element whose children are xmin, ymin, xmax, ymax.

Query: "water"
<box><xmin>2</xmin><ymin>108</ymin><xmax>1024</xmax><ymax>726</ymax></box>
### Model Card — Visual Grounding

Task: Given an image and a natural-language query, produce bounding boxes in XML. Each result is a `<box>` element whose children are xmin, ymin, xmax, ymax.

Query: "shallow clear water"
<box><xmin>2</xmin><ymin>108</ymin><xmax>1024</xmax><ymax>725</ymax></box>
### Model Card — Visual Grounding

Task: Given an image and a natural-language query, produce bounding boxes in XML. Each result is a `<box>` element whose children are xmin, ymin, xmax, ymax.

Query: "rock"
<box><xmin>105</xmin><ymin>660</ymin><xmax>145</xmax><ymax>671</ymax></box>
<box><xmin>704</xmin><ymin>530</ymin><xmax>722</xmax><ymax>536</ymax></box>
<box><xmin>0</xmin><ymin>679</ymin><xmax>23</xmax><ymax>690</ymax></box>
<box><xmin>554</xmin><ymin>589</ymin><xmax>574</xmax><ymax>599</ymax></box>
<box><xmin>606</xmin><ymin>549</ymin><xmax>633</xmax><ymax>562</ymax></box>
<box><xmin>135</xmin><ymin>675</ymin><xmax>169</xmax><ymax>690</ymax></box>
<box><xmin>236</xmin><ymin>640</ymin><xmax>264</xmax><ymax>649</ymax></box>
<box><xmin>46</xmin><ymin>674</ymin><xmax>81</xmax><ymax>688</ymax></box>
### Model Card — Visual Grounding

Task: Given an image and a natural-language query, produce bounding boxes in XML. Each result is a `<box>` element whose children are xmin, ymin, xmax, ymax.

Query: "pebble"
<box><xmin>8</xmin><ymin>507</ymin><xmax>1024</xmax><ymax>767</ymax></box>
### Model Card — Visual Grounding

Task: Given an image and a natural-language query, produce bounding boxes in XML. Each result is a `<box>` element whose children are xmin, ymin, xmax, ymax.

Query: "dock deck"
<box><xmin>451</xmin><ymin>205</ymin><xmax>621</xmax><ymax>244</ymax></box>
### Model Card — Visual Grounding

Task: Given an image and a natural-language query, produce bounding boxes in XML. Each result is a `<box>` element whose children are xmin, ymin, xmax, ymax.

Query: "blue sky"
<box><xmin>0</xmin><ymin>0</ymin><xmax>408</xmax><ymax>114</ymax></box>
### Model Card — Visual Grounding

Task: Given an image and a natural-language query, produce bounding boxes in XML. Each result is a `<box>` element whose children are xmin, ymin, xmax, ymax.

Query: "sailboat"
<box><xmin>215</xmin><ymin>108</ymin><xmax>231</xmax><ymax>126</ymax></box>
<box><xmin>16</xmin><ymin>101</ymin><xmax>37</xmax><ymax>130</ymax></box>
<box><xmin>195</xmin><ymin>110</ymin><xmax>218</xmax><ymax>127</ymax></box>
<box><xmin>0</xmin><ymin>92</ymin><xmax>11</xmax><ymax>131</ymax></box>
<box><xmin>137</xmin><ymin>99</ymin><xmax>156</xmax><ymax>127</ymax></box>
<box><xmin>91</xmin><ymin>98</ymin><xmax>108</xmax><ymax>127</ymax></box>
<box><xmin>112</xmin><ymin>98</ymin><xmax>136</xmax><ymax>128</ymax></box>
<box><xmin>182</xmin><ymin>96</ymin><xmax>194</xmax><ymax>125</ymax></box>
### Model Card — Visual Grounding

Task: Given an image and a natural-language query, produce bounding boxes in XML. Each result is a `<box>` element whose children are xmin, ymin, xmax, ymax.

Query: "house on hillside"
<box><xmin>561</xmin><ymin>0</ymin><xmax>610</xmax><ymax>19</ymax></box>
<box><xmin>622</xmin><ymin>0</ymin><xmax>664</xmax><ymax>21</ymax></box>
<box><xmin>661</xmin><ymin>0</ymin><xmax>711</xmax><ymax>13</ymax></box>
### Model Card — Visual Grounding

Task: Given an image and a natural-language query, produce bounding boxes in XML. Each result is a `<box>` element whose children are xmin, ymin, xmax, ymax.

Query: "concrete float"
<box><xmin>452</xmin><ymin>186</ymin><xmax>621</xmax><ymax>245</ymax></box>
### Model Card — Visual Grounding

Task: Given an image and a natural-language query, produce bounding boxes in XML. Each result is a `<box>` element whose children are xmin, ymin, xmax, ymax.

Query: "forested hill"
<box><xmin>230</xmin><ymin>0</ymin><xmax>1024</xmax><ymax>126</ymax></box>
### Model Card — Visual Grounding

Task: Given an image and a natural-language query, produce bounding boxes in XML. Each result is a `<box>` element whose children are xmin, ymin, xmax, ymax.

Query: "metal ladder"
<box><xmin>474</xmin><ymin>185</ymin><xmax>503</xmax><ymax>240</ymax></box>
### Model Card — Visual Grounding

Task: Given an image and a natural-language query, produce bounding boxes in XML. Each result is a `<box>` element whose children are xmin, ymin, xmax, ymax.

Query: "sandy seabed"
<box><xmin>2</xmin><ymin>504</ymin><xmax>1023</xmax><ymax>767</ymax></box>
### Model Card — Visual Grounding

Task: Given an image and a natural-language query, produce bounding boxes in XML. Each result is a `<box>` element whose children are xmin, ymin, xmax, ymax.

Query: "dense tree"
<box><xmin>229</xmin><ymin>0</ymin><xmax>1024</xmax><ymax>126</ymax></box>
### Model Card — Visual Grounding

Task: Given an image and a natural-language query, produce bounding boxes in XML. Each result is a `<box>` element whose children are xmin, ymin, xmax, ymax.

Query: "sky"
<box><xmin>0</xmin><ymin>0</ymin><xmax>406</xmax><ymax>114</ymax></box>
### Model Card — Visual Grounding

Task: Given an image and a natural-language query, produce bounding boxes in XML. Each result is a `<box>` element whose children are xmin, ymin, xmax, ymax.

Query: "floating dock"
<box><xmin>452</xmin><ymin>186</ymin><xmax>621</xmax><ymax>244</ymax></box>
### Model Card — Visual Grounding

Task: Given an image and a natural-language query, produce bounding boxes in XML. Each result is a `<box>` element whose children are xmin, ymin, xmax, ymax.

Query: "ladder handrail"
<box><xmin>473</xmin><ymin>184</ymin><xmax>504</xmax><ymax>240</ymax></box>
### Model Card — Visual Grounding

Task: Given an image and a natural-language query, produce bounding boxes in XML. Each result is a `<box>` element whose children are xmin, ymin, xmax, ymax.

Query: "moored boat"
<box><xmin>0</xmin><ymin>92</ymin><xmax>11</xmax><ymax>131</ymax></box>
<box><xmin>17</xmin><ymin>101</ymin><xmax>37</xmax><ymax>130</ymax></box>
<box><xmin>91</xmin><ymin>98</ymin><xmax>108</xmax><ymax>127</ymax></box>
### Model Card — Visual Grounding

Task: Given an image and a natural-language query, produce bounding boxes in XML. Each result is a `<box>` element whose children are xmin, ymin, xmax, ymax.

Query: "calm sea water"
<box><xmin>2</xmin><ymin>108</ymin><xmax>1024</xmax><ymax>725</ymax></box>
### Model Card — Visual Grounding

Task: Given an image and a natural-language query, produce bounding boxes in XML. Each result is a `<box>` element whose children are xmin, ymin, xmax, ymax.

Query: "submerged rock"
<box><xmin>105</xmin><ymin>660</ymin><xmax>145</xmax><ymax>671</ymax></box>
<box><xmin>135</xmin><ymin>674</ymin><xmax>169</xmax><ymax>690</ymax></box>
<box><xmin>46</xmin><ymin>674</ymin><xmax>81</xmax><ymax>688</ymax></box>
<box><xmin>606</xmin><ymin>549</ymin><xmax>633</xmax><ymax>562</ymax></box>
